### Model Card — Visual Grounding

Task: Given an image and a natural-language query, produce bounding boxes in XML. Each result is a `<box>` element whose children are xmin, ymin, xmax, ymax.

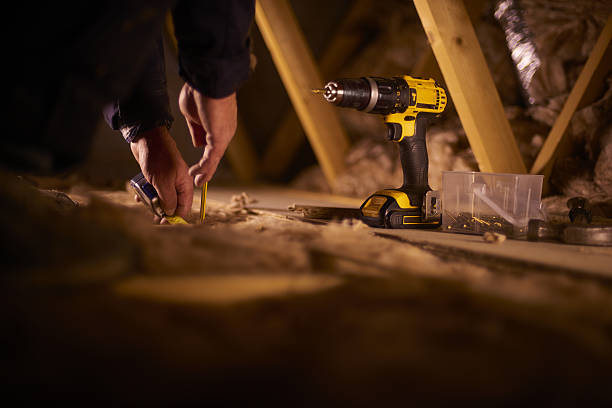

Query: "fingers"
<box><xmin>189</xmin><ymin>160</ymin><xmax>220</xmax><ymax>187</ymax></box>
<box><xmin>194</xmin><ymin>174</ymin><xmax>207</xmax><ymax>187</ymax></box>
<box><xmin>181</xmin><ymin>87</ymin><xmax>237</xmax><ymax>188</ymax></box>
<box><xmin>189</xmin><ymin>144</ymin><xmax>222</xmax><ymax>187</ymax></box>
<box><xmin>153</xmin><ymin>177</ymin><xmax>178</xmax><ymax>216</ymax></box>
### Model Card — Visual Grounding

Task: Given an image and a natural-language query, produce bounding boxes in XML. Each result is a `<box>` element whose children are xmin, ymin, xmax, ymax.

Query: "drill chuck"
<box><xmin>323</xmin><ymin>77</ymin><xmax>411</xmax><ymax>115</ymax></box>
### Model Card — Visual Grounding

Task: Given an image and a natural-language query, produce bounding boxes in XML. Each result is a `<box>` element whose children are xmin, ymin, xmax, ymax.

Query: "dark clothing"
<box><xmin>103</xmin><ymin>36</ymin><xmax>174</xmax><ymax>143</ymax></box>
<box><xmin>174</xmin><ymin>0</ymin><xmax>254</xmax><ymax>99</ymax></box>
<box><xmin>105</xmin><ymin>0</ymin><xmax>254</xmax><ymax>143</ymax></box>
<box><xmin>4</xmin><ymin>0</ymin><xmax>254</xmax><ymax>173</ymax></box>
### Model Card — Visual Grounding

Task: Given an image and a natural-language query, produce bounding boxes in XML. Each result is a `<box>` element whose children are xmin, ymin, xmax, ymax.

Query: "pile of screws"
<box><xmin>444</xmin><ymin>212</ymin><xmax>523</xmax><ymax>236</ymax></box>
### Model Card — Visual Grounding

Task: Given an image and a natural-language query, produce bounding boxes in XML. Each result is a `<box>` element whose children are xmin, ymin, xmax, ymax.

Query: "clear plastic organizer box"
<box><xmin>441</xmin><ymin>171</ymin><xmax>544</xmax><ymax>237</ymax></box>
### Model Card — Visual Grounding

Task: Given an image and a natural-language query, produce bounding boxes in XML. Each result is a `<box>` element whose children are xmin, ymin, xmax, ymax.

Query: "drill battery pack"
<box><xmin>360</xmin><ymin>189</ymin><xmax>441</xmax><ymax>229</ymax></box>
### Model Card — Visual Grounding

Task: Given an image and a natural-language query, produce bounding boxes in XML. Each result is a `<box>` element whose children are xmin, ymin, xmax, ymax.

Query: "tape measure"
<box><xmin>129</xmin><ymin>172</ymin><xmax>188</xmax><ymax>225</ymax></box>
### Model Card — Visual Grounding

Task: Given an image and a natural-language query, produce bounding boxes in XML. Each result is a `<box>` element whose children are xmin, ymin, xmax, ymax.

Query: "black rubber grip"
<box><xmin>398</xmin><ymin>114</ymin><xmax>432</xmax><ymax>190</ymax></box>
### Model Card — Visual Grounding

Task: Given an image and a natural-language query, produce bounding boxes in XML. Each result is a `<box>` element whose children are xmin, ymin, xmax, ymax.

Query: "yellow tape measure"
<box><xmin>199</xmin><ymin>182</ymin><xmax>208</xmax><ymax>223</ymax></box>
<box><xmin>164</xmin><ymin>215</ymin><xmax>188</xmax><ymax>224</ymax></box>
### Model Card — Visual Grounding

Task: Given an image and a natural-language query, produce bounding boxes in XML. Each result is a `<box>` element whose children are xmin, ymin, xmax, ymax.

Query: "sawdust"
<box><xmin>4</xmin><ymin>176</ymin><xmax>612</xmax><ymax>405</ymax></box>
<box><xmin>227</xmin><ymin>192</ymin><xmax>258</xmax><ymax>212</ymax></box>
<box><xmin>483</xmin><ymin>231</ymin><xmax>507</xmax><ymax>244</ymax></box>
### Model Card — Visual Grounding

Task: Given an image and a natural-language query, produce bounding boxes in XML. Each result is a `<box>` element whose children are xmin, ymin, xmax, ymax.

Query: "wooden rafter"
<box><xmin>260</xmin><ymin>0</ymin><xmax>371</xmax><ymax>180</ymax></box>
<box><xmin>413</xmin><ymin>0</ymin><xmax>488</xmax><ymax>79</ymax></box>
<box><xmin>413</xmin><ymin>0</ymin><xmax>526</xmax><ymax>174</ymax></box>
<box><xmin>530</xmin><ymin>15</ymin><xmax>612</xmax><ymax>186</ymax></box>
<box><xmin>255</xmin><ymin>0</ymin><xmax>350</xmax><ymax>188</ymax></box>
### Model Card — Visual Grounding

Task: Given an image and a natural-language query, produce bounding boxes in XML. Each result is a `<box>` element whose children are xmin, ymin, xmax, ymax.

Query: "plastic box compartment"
<box><xmin>441</xmin><ymin>171</ymin><xmax>544</xmax><ymax>237</ymax></box>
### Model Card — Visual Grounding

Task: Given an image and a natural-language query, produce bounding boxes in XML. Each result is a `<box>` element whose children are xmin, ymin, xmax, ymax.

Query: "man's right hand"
<box><xmin>130</xmin><ymin>126</ymin><xmax>193</xmax><ymax>222</ymax></box>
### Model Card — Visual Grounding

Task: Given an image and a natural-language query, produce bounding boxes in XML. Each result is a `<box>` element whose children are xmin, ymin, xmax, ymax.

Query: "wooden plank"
<box><xmin>414</xmin><ymin>0</ymin><xmax>526</xmax><ymax>174</ymax></box>
<box><xmin>379</xmin><ymin>228</ymin><xmax>612</xmax><ymax>280</ymax></box>
<box><xmin>261</xmin><ymin>0</ymin><xmax>372</xmax><ymax>179</ymax></box>
<box><xmin>255</xmin><ymin>0</ymin><xmax>350</xmax><ymax>188</ymax></box>
<box><xmin>413</xmin><ymin>0</ymin><xmax>487</xmax><ymax>79</ymax></box>
<box><xmin>530</xmin><ymin>15</ymin><xmax>612</xmax><ymax>182</ymax></box>
<box><xmin>288</xmin><ymin>204</ymin><xmax>362</xmax><ymax>221</ymax></box>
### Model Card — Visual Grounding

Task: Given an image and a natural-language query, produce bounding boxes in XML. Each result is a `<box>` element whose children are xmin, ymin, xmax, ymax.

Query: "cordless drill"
<box><xmin>318</xmin><ymin>75</ymin><xmax>447</xmax><ymax>228</ymax></box>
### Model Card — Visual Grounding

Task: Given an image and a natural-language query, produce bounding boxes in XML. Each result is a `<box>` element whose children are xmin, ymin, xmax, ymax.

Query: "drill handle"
<box><xmin>398</xmin><ymin>113</ymin><xmax>434</xmax><ymax>190</ymax></box>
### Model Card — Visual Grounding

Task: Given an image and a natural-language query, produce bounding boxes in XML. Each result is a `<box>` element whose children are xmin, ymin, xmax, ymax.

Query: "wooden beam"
<box><xmin>413</xmin><ymin>0</ymin><xmax>487</xmax><ymax>79</ymax></box>
<box><xmin>414</xmin><ymin>0</ymin><xmax>526</xmax><ymax>174</ymax></box>
<box><xmin>255</xmin><ymin>0</ymin><xmax>350</xmax><ymax>188</ymax></box>
<box><xmin>530</xmin><ymin>15</ymin><xmax>612</xmax><ymax>184</ymax></box>
<box><xmin>260</xmin><ymin>0</ymin><xmax>372</xmax><ymax>180</ymax></box>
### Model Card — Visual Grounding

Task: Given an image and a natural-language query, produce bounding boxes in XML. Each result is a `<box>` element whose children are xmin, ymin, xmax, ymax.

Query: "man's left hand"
<box><xmin>130</xmin><ymin>126</ymin><xmax>194</xmax><ymax>223</ymax></box>
<box><xmin>179</xmin><ymin>83</ymin><xmax>237</xmax><ymax>187</ymax></box>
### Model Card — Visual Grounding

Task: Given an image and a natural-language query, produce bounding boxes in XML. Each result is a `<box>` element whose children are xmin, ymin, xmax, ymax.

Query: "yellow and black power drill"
<box><xmin>318</xmin><ymin>75</ymin><xmax>447</xmax><ymax>228</ymax></box>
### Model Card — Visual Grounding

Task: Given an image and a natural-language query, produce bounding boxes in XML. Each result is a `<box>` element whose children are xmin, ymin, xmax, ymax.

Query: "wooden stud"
<box><xmin>255</xmin><ymin>0</ymin><xmax>349</xmax><ymax>188</ymax></box>
<box><xmin>261</xmin><ymin>0</ymin><xmax>372</xmax><ymax>180</ymax></box>
<box><xmin>530</xmin><ymin>15</ymin><xmax>612</xmax><ymax>184</ymax></box>
<box><xmin>414</xmin><ymin>0</ymin><xmax>526</xmax><ymax>174</ymax></box>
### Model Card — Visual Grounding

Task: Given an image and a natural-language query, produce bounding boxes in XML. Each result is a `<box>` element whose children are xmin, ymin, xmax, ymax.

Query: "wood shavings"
<box><xmin>340</xmin><ymin>218</ymin><xmax>369</xmax><ymax>230</ymax></box>
<box><xmin>210</xmin><ymin>192</ymin><xmax>260</xmax><ymax>220</ymax></box>
<box><xmin>483</xmin><ymin>231</ymin><xmax>507</xmax><ymax>244</ymax></box>
<box><xmin>228</xmin><ymin>192</ymin><xmax>258</xmax><ymax>212</ymax></box>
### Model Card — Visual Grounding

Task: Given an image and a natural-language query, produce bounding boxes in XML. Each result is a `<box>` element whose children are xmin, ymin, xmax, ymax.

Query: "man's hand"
<box><xmin>179</xmin><ymin>83</ymin><xmax>237</xmax><ymax>187</ymax></box>
<box><xmin>130</xmin><ymin>127</ymin><xmax>193</xmax><ymax>222</ymax></box>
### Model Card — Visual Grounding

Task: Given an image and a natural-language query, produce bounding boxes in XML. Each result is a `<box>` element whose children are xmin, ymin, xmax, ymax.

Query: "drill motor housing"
<box><xmin>322</xmin><ymin>75</ymin><xmax>447</xmax><ymax>228</ymax></box>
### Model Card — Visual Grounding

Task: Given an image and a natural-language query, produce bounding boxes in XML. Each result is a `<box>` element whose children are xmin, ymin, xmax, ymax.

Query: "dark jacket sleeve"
<box><xmin>103</xmin><ymin>36</ymin><xmax>174</xmax><ymax>142</ymax></box>
<box><xmin>172</xmin><ymin>0</ymin><xmax>255</xmax><ymax>98</ymax></box>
